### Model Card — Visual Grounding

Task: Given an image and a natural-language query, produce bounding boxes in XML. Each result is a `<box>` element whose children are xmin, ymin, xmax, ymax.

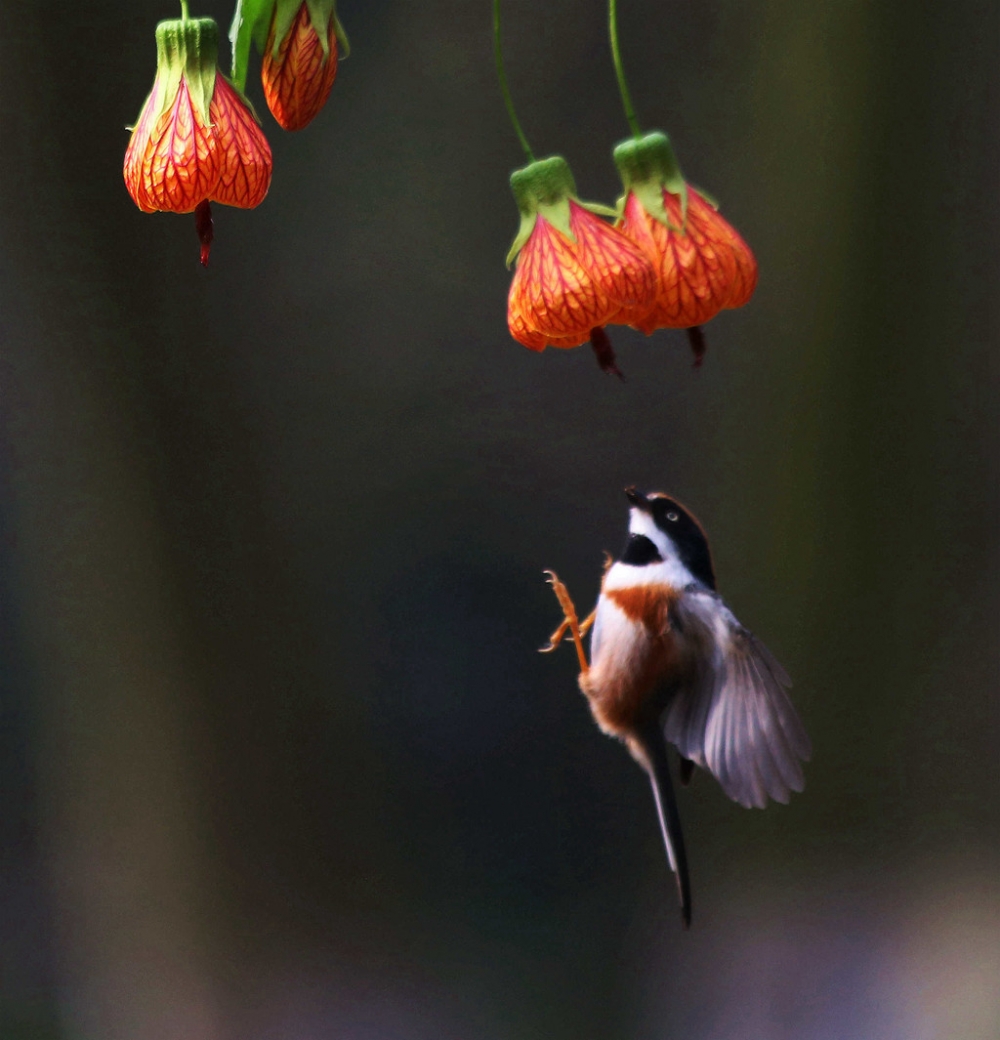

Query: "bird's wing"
<box><xmin>663</xmin><ymin>590</ymin><xmax>812</xmax><ymax>809</ymax></box>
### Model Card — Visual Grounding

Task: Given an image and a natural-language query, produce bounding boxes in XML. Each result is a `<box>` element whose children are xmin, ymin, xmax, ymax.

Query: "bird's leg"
<box><xmin>540</xmin><ymin>571</ymin><xmax>590</xmax><ymax>675</ymax></box>
<box><xmin>541</xmin><ymin>608</ymin><xmax>595</xmax><ymax>653</ymax></box>
<box><xmin>540</xmin><ymin>617</ymin><xmax>572</xmax><ymax>652</ymax></box>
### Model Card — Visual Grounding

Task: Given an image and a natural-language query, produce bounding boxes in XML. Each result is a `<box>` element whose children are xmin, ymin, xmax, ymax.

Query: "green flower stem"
<box><xmin>493</xmin><ymin>0</ymin><xmax>535</xmax><ymax>163</ymax></box>
<box><xmin>609</xmin><ymin>0</ymin><xmax>641</xmax><ymax>138</ymax></box>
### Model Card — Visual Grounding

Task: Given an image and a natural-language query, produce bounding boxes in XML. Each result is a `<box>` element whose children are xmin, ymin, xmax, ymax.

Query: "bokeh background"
<box><xmin>0</xmin><ymin>0</ymin><xmax>997</xmax><ymax>1037</ymax></box>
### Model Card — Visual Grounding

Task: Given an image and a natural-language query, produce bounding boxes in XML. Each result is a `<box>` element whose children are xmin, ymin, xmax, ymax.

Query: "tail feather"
<box><xmin>640</xmin><ymin>730</ymin><xmax>692</xmax><ymax>928</ymax></box>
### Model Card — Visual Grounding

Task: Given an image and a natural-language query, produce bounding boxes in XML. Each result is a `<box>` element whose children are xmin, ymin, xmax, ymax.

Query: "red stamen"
<box><xmin>195</xmin><ymin>200</ymin><xmax>213</xmax><ymax>266</ymax></box>
<box><xmin>686</xmin><ymin>325</ymin><xmax>706</xmax><ymax>368</ymax></box>
<box><xmin>590</xmin><ymin>327</ymin><xmax>624</xmax><ymax>380</ymax></box>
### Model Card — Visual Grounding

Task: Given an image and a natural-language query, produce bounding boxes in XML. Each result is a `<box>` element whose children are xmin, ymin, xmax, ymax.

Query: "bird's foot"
<box><xmin>540</xmin><ymin>571</ymin><xmax>591</xmax><ymax>675</ymax></box>
<box><xmin>539</xmin><ymin>609</ymin><xmax>595</xmax><ymax>653</ymax></box>
<box><xmin>539</xmin><ymin>616</ymin><xmax>572</xmax><ymax>653</ymax></box>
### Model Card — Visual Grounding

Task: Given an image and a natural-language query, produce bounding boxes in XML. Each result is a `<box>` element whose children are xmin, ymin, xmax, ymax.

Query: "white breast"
<box><xmin>588</xmin><ymin>590</ymin><xmax>643</xmax><ymax>678</ymax></box>
<box><xmin>602</xmin><ymin>557</ymin><xmax>695</xmax><ymax>592</ymax></box>
<box><xmin>589</xmin><ymin>559</ymin><xmax>688</xmax><ymax>674</ymax></box>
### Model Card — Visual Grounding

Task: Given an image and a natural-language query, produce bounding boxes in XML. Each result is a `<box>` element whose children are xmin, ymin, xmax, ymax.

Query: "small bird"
<box><xmin>542</xmin><ymin>488</ymin><xmax>811</xmax><ymax>928</ymax></box>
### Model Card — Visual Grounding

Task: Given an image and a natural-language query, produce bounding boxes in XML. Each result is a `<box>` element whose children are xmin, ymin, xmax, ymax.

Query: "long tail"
<box><xmin>639</xmin><ymin>728</ymin><xmax>692</xmax><ymax>929</ymax></box>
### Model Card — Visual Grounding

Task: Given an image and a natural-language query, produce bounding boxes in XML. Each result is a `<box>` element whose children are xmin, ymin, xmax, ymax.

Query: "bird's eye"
<box><xmin>666</xmin><ymin>512</ymin><xmax>679</xmax><ymax>522</ymax></box>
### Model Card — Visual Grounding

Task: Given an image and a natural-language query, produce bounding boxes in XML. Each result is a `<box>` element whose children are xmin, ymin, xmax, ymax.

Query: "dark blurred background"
<box><xmin>0</xmin><ymin>0</ymin><xmax>997</xmax><ymax>1037</ymax></box>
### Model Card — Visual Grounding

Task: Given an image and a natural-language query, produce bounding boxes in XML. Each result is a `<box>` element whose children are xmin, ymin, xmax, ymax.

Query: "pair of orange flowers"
<box><xmin>506</xmin><ymin>133</ymin><xmax>757</xmax><ymax>366</ymax></box>
<box><xmin>123</xmin><ymin>0</ymin><xmax>348</xmax><ymax>263</ymax></box>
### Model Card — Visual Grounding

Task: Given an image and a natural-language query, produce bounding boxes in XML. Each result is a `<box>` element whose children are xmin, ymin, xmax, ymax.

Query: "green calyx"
<box><xmin>269</xmin><ymin>0</ymin><xmax>350</xmax><ymax>60</ymax></box>
<box><xmin>510</xmin><ymin>155</ymin><xmax>577</xmax><ymax>214</ymax></box>
<box><xmin>153</xmin><ymin>17</ymin><xmax>219</xmax><ymax>125</ymax></box>
<box><xmin>613</xmin><ymin>131</ymin><xmax>688</xmax><ymax>227</ymax></box>
<box><xmin>507</xmin><ymin>156</ymin><xmax>575</xmax><ymax>267</ymax></box>
<box><xmin>506</xmin><ymin>156</ymin><xmax>616</xmax><ymax>267</ymax></box>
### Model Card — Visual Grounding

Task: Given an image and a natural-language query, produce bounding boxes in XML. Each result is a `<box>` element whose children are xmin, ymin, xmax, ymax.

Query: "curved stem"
<box><xmin>493</xmin><ymin>0</ymin><xmax>535</xmax><ymax>163</ymax></box>
<box><xmin>609</xmin><ymin>0</ymin><xmax>642</xmax><ymax>138</ymax></box>
<box><xmin>179</xmin><ymin>0</ymin><xmax>190</xmax><ymax>20</ymax></box>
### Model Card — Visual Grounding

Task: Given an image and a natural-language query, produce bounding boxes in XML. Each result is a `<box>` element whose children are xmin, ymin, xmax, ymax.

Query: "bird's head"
<box><xmin>623</xmin><ymin>487</ymin><xmax>716</xmax><ymax>590</ymax></box>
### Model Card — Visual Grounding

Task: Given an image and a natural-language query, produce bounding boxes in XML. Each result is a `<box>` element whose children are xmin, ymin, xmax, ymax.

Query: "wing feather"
<box><xmin>746</xmin><ymin>656</ymin><xmax>799</xmax><ymax>796</ymax></box>
<box><xmin>664</xmin><ymin>591</ymin><xmax>811</xmax><ymax>809</ymax></box>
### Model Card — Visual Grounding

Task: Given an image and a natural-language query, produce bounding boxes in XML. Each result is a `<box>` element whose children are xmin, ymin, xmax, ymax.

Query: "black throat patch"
<box><xmin>620</xmin><ymin>533</ymin><xmax>663</xmax><ymax>566</ymax></box>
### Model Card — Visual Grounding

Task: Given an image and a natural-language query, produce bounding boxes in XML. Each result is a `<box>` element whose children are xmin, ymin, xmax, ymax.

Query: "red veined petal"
<box><xmin>124</xmin><ymin>77</ymin><xmax>220</xmax><ymax>214</ymax></box>
<box><xmin>620</xmin><ymin>188</ymin><xmax>738</xmax><ymax>331</ymax></box>
<box><xmin>508</xmin><ymin>216</ymin><xmax>617</xmax><ymax>341</ymax></box>
<box><xmin>209</xmin><ymin>77</ymin><xmax>273</xmax><ymax>209</ymax></box>
<box><xmin>569</xmin><ymin>201</ymin><xmax>657</xmax><ymax>327</ymax></box>
<box><xmin>705</xmin><ymin>201</ymin><xmax>759</xmax><ymax>309</ymax></box>
<box><xmin>124</xmin><ymin>75</ymin><xmax>166</xmax><ymax>212</ymax></box>
<box><xmin>507</xmin><ymin>301</ymin><xmax>589</xmax><ymax>351</ymax></box>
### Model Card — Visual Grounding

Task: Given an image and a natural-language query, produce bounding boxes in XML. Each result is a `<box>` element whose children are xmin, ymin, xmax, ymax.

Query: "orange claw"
<box><xmin>539</xmin><ymin>617</ymin><xmax>572</xmax><ymax>654</ymax></box>
<box><xmin>542</xmin><ymin>570</ymin><xmax>590</xmax><ymax>675</ymax></box>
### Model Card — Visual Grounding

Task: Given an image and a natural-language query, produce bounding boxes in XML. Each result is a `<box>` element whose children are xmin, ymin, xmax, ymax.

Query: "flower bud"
<box><xmin>261</xmin><ymin>0</ymin><xmax>349</xmax><ymax>130</ymax></box>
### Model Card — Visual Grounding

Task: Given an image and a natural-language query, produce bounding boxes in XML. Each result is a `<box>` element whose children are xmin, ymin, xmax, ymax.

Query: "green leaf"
<box><xmin>228</xmin><ymin>0</ymin><xmax>276</xmax><ymax>91</ymax></box>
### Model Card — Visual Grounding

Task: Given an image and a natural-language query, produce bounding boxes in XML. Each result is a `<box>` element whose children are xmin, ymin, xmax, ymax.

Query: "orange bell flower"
<box><xmin>124</xmin><ymin>16</ymin><xmax>273</xmax><ymax>264</ymax></box>
<box><xmin>613</xmin><ymin>132</ymin><xmax>757</xmax><ymax>333</ymax></box>
<box><xmin>506</xmin><ymin>156</ymin><xmax>657</xmax><ymax>365</ymax></box>
<box><xmin>261</xmin><ymin>0</ymin><xmax>349</xmax><ymax>131</ymax></box>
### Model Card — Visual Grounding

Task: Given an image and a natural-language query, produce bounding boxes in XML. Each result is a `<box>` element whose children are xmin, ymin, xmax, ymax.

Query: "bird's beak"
<box><xmin>625</xmin><ymin>486</ymin><xmax>650</xmax><ymax>510</ymax></box>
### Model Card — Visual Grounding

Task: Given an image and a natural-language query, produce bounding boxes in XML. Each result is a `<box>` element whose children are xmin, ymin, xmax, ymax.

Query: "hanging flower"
<box><xmin>261</xmin><ymin>0</ymin><xmax>349</xmax><ymax>131</ymax></box>
<box><xmin>506</xmin><ymin>156</ymin><xmax>656</xmax><ymax>366</ymax></box>
<box><xmin>612</xmin><ymin>132</ymin><xmax>757</xmax><ymax>332</ymax></box>
<box><xmin>124</xmin><ymin>15</ymin><xmax>273</xmax><ymax>264</ymax></box>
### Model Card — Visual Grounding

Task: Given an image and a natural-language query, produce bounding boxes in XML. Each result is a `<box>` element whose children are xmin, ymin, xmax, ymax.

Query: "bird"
<box><xmin>541</xmin><ymin>487</ymin><xmax>811</xmax><ymax>928</ymax></box>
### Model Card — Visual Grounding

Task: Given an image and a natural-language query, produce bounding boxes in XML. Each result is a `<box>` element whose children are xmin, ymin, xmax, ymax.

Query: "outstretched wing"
<box><xmin>663</xmin><ymin>591</ymin><xmax>812</xmax><ymax>809</ymax></box>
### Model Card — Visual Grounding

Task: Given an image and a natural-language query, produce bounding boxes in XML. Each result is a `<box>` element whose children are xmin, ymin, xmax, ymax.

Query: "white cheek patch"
<box><xmin>628</xmin><ymin>508</ymin><xmax>669</xmax><ymax>556</ymax></box>
<box><xmin>623</xmin><ymin>508</ymin><xmax>699</xmax><ymax>588</ymax></box>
